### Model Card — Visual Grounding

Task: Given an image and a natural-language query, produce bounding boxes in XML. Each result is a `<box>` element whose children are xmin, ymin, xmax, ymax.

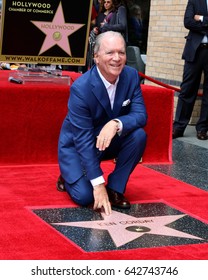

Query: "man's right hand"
<box><xmin>93</xmin><ymin>184</ymin><xmax>112</xmax><ymax>215</ymax></box>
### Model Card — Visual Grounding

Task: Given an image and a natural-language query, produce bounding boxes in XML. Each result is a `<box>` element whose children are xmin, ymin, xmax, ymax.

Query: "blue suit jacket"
<box><xmin>58</xmin><ymin>65</ymin><xmax>147</xmax><ymax>184</ymax></box>
<box><xmin>182</xmin><ymin>0</ymin><xmax>208</xmax><ymax>62</ymax></box>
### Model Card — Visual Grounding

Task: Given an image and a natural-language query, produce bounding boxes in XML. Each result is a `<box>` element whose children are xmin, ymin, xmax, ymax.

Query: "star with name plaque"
<box><xmin>0</xmin><ymin>0</ymin><xmax>92</xmax><ymax>66</ymax></box>
<box><xmin>30</xmin><ymin>202</ymin><xmax>208</xmax><ymax>252</ymax></box>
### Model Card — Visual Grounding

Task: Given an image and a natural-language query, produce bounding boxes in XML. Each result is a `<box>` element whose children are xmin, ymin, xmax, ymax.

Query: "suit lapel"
<box><xmin>91</xmin><ymin>67</ymin><xmax>113</xmax><ymax>118</ymax></box>
<box><xmin>112</xmin><ymin>70</ymin><xmax>127</xmax><ymax>117</ymax></box>
<box><xmin>91</xmin><ymin>66</ymin><xmax>128</xmax><ymax>118</ymax></box>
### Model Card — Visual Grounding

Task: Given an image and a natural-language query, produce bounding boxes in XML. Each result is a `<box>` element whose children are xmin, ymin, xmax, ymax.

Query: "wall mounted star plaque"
<box><xmin>0</xmin><ymin>0</ymin><xmax>93</xmax><ymax>65</ymax></box>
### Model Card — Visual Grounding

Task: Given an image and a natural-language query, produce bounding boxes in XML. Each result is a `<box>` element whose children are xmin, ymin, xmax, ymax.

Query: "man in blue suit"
<box><xmin>58</xmin><ymin>31</ymin><xmax>147</xmax><ymax>215</ymax></box>
<box><xmin>173</xmin><ymin>0</ymin><xmax>208</xmax><ymax>140</ymax></box>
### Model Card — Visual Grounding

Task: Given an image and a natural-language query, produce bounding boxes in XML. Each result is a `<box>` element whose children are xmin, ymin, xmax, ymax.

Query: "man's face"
<box><xmin>94</xmin><ymin>35</ymin><xmax>126</xmax><ymax>84</ymax></box>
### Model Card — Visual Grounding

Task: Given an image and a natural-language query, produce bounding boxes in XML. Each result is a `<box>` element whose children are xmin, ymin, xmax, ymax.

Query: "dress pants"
<box><xmin>64</xmin><ymin>127</ymin><xmax>147</xmax><ymax>206</ymax></box>
<box><xmin>174</xmin><ymin>45</ymin><xmax>208</xmax><ymax>133</ymax></box>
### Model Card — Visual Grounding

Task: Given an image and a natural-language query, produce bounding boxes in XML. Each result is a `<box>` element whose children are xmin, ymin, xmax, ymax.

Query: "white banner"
<box><xmin>0</xmin><ymin>260</ymin><xmax>207</xmax><ymax>280</ymax></box>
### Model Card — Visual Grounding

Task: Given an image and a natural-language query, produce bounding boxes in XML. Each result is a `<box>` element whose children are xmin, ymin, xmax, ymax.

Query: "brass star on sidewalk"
<box><xmin>53</xmin><ymin>210</ymin><xmax>203</xmax><ymax>247</ymax></box>
<box><xmin>31</xmin><ymin>2</ymin><xmax>85</xmax><ymax>56</ymax></box>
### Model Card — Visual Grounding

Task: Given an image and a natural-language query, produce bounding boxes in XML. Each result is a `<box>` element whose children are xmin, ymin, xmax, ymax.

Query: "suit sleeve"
<box><xmin>117</xmin><ymin>69</ymin><xmax>147</xmax><ymax>136</ymax></box>
<box><xmin>68</xmin><ymin>83</ymin><xmax>104</xmax><ymax>181</ymax></box>
<box><xmin>184</xmin><ymin>0</ymin><xmax>208</xmax><ymax>33</ymax></box>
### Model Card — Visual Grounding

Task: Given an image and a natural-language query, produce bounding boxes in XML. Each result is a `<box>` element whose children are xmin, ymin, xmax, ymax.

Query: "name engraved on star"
<box><xmin>120</xmin><ymin>219</ymin><xmax>154</xmax><ymax>225</ymax></box>
<box><xmin>41</xmin><ymin>24</ymin><xmax>76</xmax><ymax>31</ymax></box>
<box><xmin>53</xmin><ymin>211</ymin><xmax>204</xmax><ymax>248</ymax></box>
<box><xmin>97</xmin><ymin>218</ymin><xmax>154</xmax><ymax>227</ymax></box>
<box><xmin>97</xmin><ymin>222</ymin><xmax>117</xmax><ymax>226</ymax></box>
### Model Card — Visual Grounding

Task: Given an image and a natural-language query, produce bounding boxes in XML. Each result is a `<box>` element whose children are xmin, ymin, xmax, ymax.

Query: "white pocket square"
<box><xmin>122</xmin><ymin>99</ymin><xmax>131</xmax><ymax>106</ymax></box>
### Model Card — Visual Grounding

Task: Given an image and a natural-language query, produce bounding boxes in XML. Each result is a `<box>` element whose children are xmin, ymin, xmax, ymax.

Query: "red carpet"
<box><xmin>1</xmin><ymin>162</ymin><xmax>208</xmax><ymax>260</ymax></box>
<box><xmin>1</xmin><ymin>71</ymin><xmax>197</xmax><ymax>260</ymax></box>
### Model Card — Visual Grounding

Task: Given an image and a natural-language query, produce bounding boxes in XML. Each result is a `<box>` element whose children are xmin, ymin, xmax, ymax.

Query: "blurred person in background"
<box><xmin>173</xmin><ymin>0</ymin><xmax>208</xmax><ymax>140</ymax></box>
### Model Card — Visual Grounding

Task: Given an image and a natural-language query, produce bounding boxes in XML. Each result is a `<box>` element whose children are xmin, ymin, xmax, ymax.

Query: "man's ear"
<box><xmin>93</xmin><ymin>54</ymin><xmax>98</xmax><ymax>65</ymax></box>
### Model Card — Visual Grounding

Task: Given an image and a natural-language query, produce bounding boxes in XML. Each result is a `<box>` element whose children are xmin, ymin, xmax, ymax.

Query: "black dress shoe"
<box><xmin>172</xmin><ymin>129</ymin><xmax>184</xmax><ymax>139</ymax></box>
<box><xmin>197</xmin><ymin>131</ymin><xmax>208</xmax><ymax>140</ymax></box>
<box><xmin>107</xmin><ymin>188</ymin><xmax>131</xmax><ymax>209</ymax></box>
<box><xmin>56</xmin><ymin>175</ymin><xmax>66</xmax><ymax>192</ymax></box>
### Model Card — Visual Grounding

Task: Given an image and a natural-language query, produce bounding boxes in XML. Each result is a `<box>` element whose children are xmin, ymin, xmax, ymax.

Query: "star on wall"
<box><xmin>31</xmin><ymin>2</ymin><xmax>85</xmax><ymax>56</ymax></box>
<box><xmin>53</xmin><ymin>210</ymin><xmax>203</xmax><ymax>247</ymax></box>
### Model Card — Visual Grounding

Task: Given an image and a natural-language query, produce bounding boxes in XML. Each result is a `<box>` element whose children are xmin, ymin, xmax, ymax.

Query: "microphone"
<box><xmin>8</xmin><ymin>77</ymin><xmax>23</xmax><ymax>84</ymax></box>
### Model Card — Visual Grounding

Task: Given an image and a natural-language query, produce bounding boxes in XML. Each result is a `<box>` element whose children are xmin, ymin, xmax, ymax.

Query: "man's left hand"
<box><xmin>96</xmin><ymin>120</ymin><xmax>118</xmax><ymax>151</ymax></box>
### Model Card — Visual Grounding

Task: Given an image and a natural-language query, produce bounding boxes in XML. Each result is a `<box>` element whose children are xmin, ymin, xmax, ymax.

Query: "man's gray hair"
<box><xmin>93</xmin><ymin>31</ymin><xmax>126</xmax><ymax>54</ymax></box>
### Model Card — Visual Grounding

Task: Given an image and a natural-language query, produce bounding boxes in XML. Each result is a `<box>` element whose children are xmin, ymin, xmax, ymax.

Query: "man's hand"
<box><xmin>194</xmin><ymin>15</ymin><xmax>202</xmax><ymax>21</ymax></box>
<box><xmin>93</xmin><ymin>26</ymin><xmax>99</xmax><ymax>34</ymax></box>
<box><xmin>96</xmin><ymin>120</ymin><xmax>119</xmax><ymax>151</ymax></box>
<box><xmin>93</xmin><ymin>184</ymin><xmax>112</xmax><ymax>215</ymax></box>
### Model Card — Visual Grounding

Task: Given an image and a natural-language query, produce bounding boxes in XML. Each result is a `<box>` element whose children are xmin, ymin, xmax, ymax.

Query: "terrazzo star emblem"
<box><xmin>31</xmin><ymin>2</ymin><xmax>85</xmax><ymax>56</ymax></box>
<box><xmin>53</xmin><ymin>210</ymin><xmax>203</xmax><ymax>247</ymax></box>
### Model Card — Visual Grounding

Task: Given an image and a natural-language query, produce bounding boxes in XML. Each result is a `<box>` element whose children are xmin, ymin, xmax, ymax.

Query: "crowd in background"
<box><xmin>84</xmin><ymin>0</ymin><xmax>149</xmax><ymax>71</ymax></box>
<box><xmin>92</xmin><ymin>0</ymin><xmax>148</xmax><ymax>53</ymax></box>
